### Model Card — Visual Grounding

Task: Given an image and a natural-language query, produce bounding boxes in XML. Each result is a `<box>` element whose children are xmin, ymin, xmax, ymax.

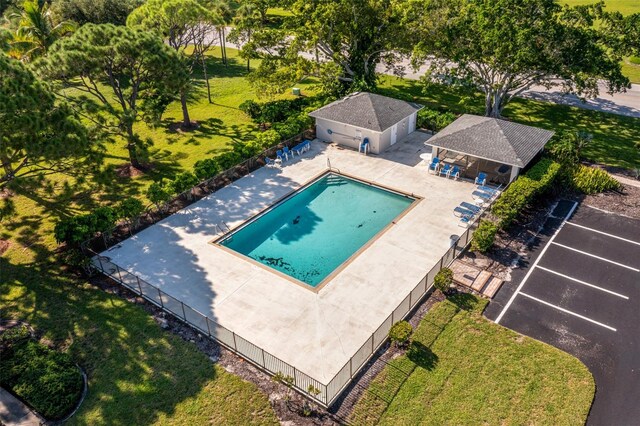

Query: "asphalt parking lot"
<box><xmin>484</xmin><ymin>201</ymin><xmax>640</xmax><ymax>426</ymax></box>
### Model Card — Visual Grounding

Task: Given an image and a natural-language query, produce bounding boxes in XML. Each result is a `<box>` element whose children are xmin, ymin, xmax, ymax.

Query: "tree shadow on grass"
<box><xmin>447</xmin><ymin>293</ymin><xmax>480</xmax><ymax>312</ymax></box>
<box><xmin>0</xmin><ymin>240</ymin><xmax>219</xmax><ymax>424</ymax></box>
<box><xmin>407</xmin><ymin>341</ymin><xmax>439</xmax><ymax>371</ymax></box>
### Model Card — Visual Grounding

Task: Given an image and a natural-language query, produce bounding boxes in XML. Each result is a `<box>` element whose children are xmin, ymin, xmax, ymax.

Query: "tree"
<box><xmin>127</xmin><ymin>0</ymin><xmax>222</xmax><ymax>125</ymax></box>
<box><xmin>37</xmin><ymin>24</ymin><xmax>190</xmax><ymax>170</ymax></box>
<box><xmin>601</xmin><ymin>11</ymin><xmax>640</xmax><ymax>57</ymax></box>
<box><xmin>241</xmin><ymin>0</ymin><xmax>400</xmax><ymax>96</ymax></box>
<box><xmin>400</xmin><ymin>0</ymin><xmax>628</xmax><ymax>118</ymax></box>
<box><xmin>0</xmin><ymin>53</ymin><xmax>92</xmax><ymax>187</ymax></box>
<box><xmin>210</xmin><ymin>0</ymin><xmax>232</xmax><ymax>65</ymax></box>
<box><xmin>228</xmin><ymin>0</ymin><xmax>262</xmax><ymax>72</ymax></box>
<box><xmin>50</xmin><ymin>0</ymin><xmax>144</xmax><ymax>25</ymax></box>
<box><xmin>8</xmin><ymin>0</ymin><xmax>76</xmax><ymax>60</ymax></box>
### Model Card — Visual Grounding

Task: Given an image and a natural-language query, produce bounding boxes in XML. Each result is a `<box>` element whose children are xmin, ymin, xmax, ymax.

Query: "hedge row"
<box><xmin>54</xmin><ymin>199</ymin><xmax>144</xmax><ymax>246</ymax></box>
<box><xmin>570</xmin><ymin>165</ymin><xmax>622</xmax><ymax>194</ymax></box>
<box><xmin>0</xmin><ymin>330</ymin><xmax>83</xmax><ymax>420</ymax></box>
<box><xmin>470</xmin><ymin>158</ymin><xmax>561</xmax><ymax>252</ymax></box>
<box><xmin>417</xmin><ymin>108</ymin><xmax>457</xmax><ymax>132</ymax></box>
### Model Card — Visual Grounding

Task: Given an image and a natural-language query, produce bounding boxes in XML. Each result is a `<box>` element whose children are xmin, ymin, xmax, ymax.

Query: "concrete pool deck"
<box><xmin>100</xmin><ymin>132</ymin><xmax>482</xmax><ymax>384</ymax></box>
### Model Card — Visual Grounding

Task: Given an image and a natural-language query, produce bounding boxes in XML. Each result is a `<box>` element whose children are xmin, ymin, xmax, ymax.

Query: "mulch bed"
<box><xmin>0</xmin><ymin>240</ymin><xmax>10</xmax><ymax>256</ymax></box>
<box><xmin>582</xmin><ymin>182</ymin><xmax>640</xmax><ymax>219</ymax></box>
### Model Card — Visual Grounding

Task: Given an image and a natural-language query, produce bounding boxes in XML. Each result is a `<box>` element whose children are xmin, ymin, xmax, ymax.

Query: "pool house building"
<box><xmin>309</xmin><ymin>92</ymin><xmax>423</xmax><ymax>154</ymax></box>
<box><xmin>426</xmin><ymin>114</ymin><xmax>555</xmax><ymax>184</ymax></box>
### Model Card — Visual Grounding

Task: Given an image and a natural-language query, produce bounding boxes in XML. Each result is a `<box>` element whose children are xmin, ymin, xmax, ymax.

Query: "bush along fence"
<box><xmin>471</xmin><ymin>158</ymin><xmax>562</xmax><ymax>253</ymax></box>
<box><xmin>62</xmin><ymin>130</ymin><xmax>314</xmax><ymax>257</ymax></box>
<box><xmin>86</xmin><ymin>216</ymin><xmax>482</xmax><ymax>408</ymax></box>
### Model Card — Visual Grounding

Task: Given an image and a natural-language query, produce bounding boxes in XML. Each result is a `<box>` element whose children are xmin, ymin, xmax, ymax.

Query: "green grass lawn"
<box><xmin>378</xmin><ymin>76</ymin><xmax>640</xmax><ymax>170</ymax></box>
<box><xmin>350</xmin><ymin>296</ymin><xmax>594</xmax><ymax>425</ymax></box>
<box><xmin>562</xmin><ymin>0</ymin><xmax>640</xmax><ymax>15</ymax></box>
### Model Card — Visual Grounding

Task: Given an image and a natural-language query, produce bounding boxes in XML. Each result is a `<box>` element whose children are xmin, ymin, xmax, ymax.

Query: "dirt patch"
<box><xmin>115</xmin><ymin>164</ymin><xmax>146</xmax><ymax>178</ymax></box>
<box><xmin>0</xmin><ymin>240</ymin><xmax>10</xmax><ymax>256</ymax></box>
<box><xmin>168</xmin><ymin>121</ymin><xmax>201</xmax><ymax>133</ymax></box>
<box><xmin>0</xmin><ymin>188</ymin><xmax>14</xmax><ymax>199</ymax></box>
<box><xmin>582</xmin><ymin>184</ymin><xmax>640</xmax><ymax>219</ymax></box>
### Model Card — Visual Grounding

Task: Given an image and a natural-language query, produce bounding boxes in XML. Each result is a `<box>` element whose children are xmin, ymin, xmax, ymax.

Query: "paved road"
<box><xmin>485</xmin><ymin>202</ymin><xmax>640</xmax><ymax>425</ymax></box>
<box><xmin>211</xmin><ymin>27</ymin><xmax>640</xmax><ymax>118</ymax></box>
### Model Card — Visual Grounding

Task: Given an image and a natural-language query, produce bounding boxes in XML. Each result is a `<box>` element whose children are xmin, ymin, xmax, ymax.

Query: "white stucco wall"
<box><xmin>314</xmin><ymin>118</ymin><xmax>382</xmax><ymax>153</ymax></box>
<box><xmin>314</xmin><ymin>111</ymin><xmax>419</xmax><ymax>154</ymax></box>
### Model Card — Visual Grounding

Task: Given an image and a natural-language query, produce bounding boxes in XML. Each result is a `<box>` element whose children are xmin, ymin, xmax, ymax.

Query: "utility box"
<box><xmin>292</xmin><ymin>87</ymin><xmax>301</xmax><ymax>96</ymax></box>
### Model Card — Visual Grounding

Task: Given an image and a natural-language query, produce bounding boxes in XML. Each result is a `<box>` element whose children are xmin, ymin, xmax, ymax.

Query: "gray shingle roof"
<box><xmin>308</xmin><ymin>92</ymin><xmax>423</xmax><ymax>132</ymax></box>
<box><xmin>427</xmin><ymin>114</ymin><xmax>555</xmax><ymax>168</ymax></box>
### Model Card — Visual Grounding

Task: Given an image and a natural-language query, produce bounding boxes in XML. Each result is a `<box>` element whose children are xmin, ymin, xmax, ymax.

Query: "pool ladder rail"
<box><xmin>215</xmin><ymin>221</ymin><xmax>232</xmax><ymax>237</ymax></box>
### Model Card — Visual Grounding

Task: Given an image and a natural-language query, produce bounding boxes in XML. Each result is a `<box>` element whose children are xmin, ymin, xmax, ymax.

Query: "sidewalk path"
<box><xmin>0</xmin><ymin>388</ymin><xmax>43</xmax><ymax>426</ymax></box>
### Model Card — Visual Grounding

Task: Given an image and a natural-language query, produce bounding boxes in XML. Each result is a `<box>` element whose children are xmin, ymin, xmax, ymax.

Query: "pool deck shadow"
<box><xmin>101</xmin><ymin>133</ymin><xmax>485</xmax><ymax>385</ymax></box>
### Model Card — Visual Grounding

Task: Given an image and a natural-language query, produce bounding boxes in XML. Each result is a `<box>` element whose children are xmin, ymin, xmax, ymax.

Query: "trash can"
<box><xmin>292</xmin><ymin>87</ymin><xmax>301</xmax><ymax>96</ymax></box>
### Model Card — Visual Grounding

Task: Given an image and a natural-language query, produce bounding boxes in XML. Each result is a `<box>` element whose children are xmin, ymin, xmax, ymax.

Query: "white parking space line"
<box><xmin>495</xmin><ymin>201</ymin><xmax>579</xmax><ymax>324</ymax></box>
<box><xmin>565</xmin><ymin>222</ymin><xmax>640</xmax><ymax>247</ymax></box>
<box><xmin>551</xmin><ymin>242</ymin><xmax>640</xmax><ymax>272</ymax></box>
<box><xmin>536</xmin><ymin>266</ymin><xmax>629</xmax><ymax>300</ymax></box>
<box><xmin>519</xmin><ymin>292</ymin><xmax>617</xmax><ymax>332</ymax></box>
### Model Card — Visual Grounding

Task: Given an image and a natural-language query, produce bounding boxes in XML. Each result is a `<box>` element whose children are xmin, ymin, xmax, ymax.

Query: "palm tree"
<box><xmin>233</xmin><ymin>0</ymin><xmax>261</xmax><ymax>72</ymax></box>
<box><xmin>209</xmin><ymin>0</ymin><xmax>232</xmax><ymax>65</ymax></box>
<box><xmin>9</xmin><ymin>0</ymin><xmax>76</xmax><ymax>61</ymax></box>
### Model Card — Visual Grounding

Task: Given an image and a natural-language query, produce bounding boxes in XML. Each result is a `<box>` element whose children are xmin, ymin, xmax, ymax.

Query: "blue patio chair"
<box><xmin>283</xmin><ymin>146</ymin><xmax>293</xmax><ymax>159</ymax></box>
<box><xmin>276</xmin><ymin>149</ymin><xmax>287</xmax><ymax>162</ymax></box>
<box><xmin>302</xmin><ymin>139</ymin><xmax>311</xmax><ymax>152</ymax></box>
<box><xmin>265</xmin><ymin>157</ymin><xmax>280</xmax><ymax>167</ymax></box>
<box><xmin>475</xmin><ymin>172</ymin><xmax>487</xmax><ymax>186</ymax></box>
<box><xmin>449</xmin><ymin>165</ymin><xmax>460</xmax><ymax>180</ymax></box>
<box><xmin>292</xmin><ymin>143</ymin><xmax>305</xmax><ymax>156</ymax></box>
<box><xmin>439</xmin><ymin>164</ymin><xmax>452</xmax><ymax>177</ymax></box>
<box><xmin>428</xmin><ymin>157</ymin><xmax>440</xmax><ymax>174</ymax></box>
<box><xmin>360</xmin><ymin>138</ymin><xmax>370</xmax><ymax>153</ymax></box>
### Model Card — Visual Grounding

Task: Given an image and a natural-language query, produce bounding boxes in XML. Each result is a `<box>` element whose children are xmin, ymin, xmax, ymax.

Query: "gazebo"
<box><xmin>427</xmin><ymin>114</ymin><xmax>555</xmax><ymax>184</ymax></box>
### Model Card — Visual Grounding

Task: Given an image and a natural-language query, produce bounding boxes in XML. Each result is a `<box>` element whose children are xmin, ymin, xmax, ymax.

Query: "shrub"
<box><xmin>146</xmin><ymin>180</ymin><xmax>172</xmax><ymax>211</ymax></box>
<box><xmin>255</xmin><ymin>129</ymin><xmax>281</xmax><ymax>150</ymax></box>
<box><xmin>433</xmin><ymin>268</ymin><xmax>454</xmax><ymax>293</ymax></box>
<box><xmin>491</xmin><ymin>158</ymin><xmax>561</xmax><ymax>228</ymax></box>
<box><xmin>215</xmin><ymin>151</ymin><xmax>243</xmax><ymax>170</ymax></box>
<box><xmin>116</xmin><ymin>198</ymin><xmax>144</xmax><ymax>223</ymax></box>
<box><xmin>471</xmin><ymin>220</ymin><xmax>498</xmax><ymax>253</ymax></box>
<box><xmin>417</xmin><ymin>108</ymin><xmax>457</xmax><ymax>132</ymax></box>
<box><xmin>193</xmin><ymin>158</ymin><xmax>221</xmax><ymax>180</ymax></box>
<box><xmin>53</xmin><ymin>206</ymin><xmax>117</xmax><ymax>246</ymax></box>
<box><xmin>238</xmin><ymin>100</ymin><xmax>262</xmax><ymax>120</ymax></box>
<box><xmin>547</xmin><ymin>131</ymin><xmax>592</xmax><ymax>165</ymax></box>
<box><xmin>389</xmin><ymin>321</ymin><xmax>413</xmax><ymax>348</ymax></box>
<box><xmin>169</xmin><ymin>172</ymin><xmax>199</xmax><ymax>195</ymax></box>
<box><xmin>571</xmin><ymin>165</ymin><xmax>622</xmax><ymax>194</ymax></box>
<box><xmin>0</xmin><ymin>339</ymin><xmax>83</xmax><ymax>420</ymax></box>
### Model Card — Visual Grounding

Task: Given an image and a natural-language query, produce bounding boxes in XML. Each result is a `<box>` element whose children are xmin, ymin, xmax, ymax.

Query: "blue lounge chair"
<box><xmin>359</xmin><ymin>138</ymin><xmax>370</xmax><ymax>154</ymax></box>
<box><xmin>303</xmin><ymin>139</ymin><xmax>311</xmax><ymax>152</ymax></box>
<box><xmin>472</xmin><ymin>190</ymin><xmax>492</xmax><ymax>204</ymax></box>
<box><xmin>439</xmin><ymin>164</ymin><xmax>452</xmax><ymax>177</ymax></box>
<box><xmin>453</xmin><ymin>206</ymin><xmax>476</xmax><ymax>218</ymax></box>
<box><xmin>283</xmin><ymin>146</ymin><xmax>293</xmax><ymax>159</ymax></box>
<box><xmin>428</xmin><ymin>157</ymin><xmax>440</xmax><ymax>174</ymax></box>
<box><xmin>265</xmin><ymin>157</ymin><xmax>280</xmax><ymax>167</ymax></box>
<box><xmin>449</xmin><ymin>165</ymin><xmax>460</xmax><ymax>180</ymax></box>
<box><xmin>276</xmin><ymin>150</ymin><xmax>287</xmax><ymax>162</ymax></box>
<box><xmin>458</xmin><ymin>213</ymin><xmax>475</xmax><ymax>228</ymax></box>
<box><xmin>475</xmin><ymin>172</ymin><xmax>487</xmax><ymax>186</ymax></box>
<box><xmin>478</xmin><ymin>184</ymin><xmax>502</xmax><ymax>195</ymax></box>
<box><xmin>460</xmin><ymin>202</ymin><xmax>481</xmax><ymax>213</ymax></box>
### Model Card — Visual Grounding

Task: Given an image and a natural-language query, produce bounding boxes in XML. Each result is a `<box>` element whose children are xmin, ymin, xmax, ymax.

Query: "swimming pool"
<box><xmin>218</xmin><ymin>173</ymin><xmax>416</xmax><ymax>287</ymax></box>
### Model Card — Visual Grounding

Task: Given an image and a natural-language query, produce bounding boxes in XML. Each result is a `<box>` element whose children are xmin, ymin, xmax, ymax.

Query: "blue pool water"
<box><xmin>219</xmin><ymin>173</ymin><xmax>415</xmax><ymax>287</ymax></box>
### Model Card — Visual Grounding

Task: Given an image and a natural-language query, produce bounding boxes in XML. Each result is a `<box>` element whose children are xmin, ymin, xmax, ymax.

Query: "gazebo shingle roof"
<box><xmin>308</xmin><ymin>92</ymin><xmax>423</xmax><ymax>132</ymax></box>
<box><xmin>427</xmin><ymin>114</ymin><xmax>555</xmax><ymax>168</ymax></box>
